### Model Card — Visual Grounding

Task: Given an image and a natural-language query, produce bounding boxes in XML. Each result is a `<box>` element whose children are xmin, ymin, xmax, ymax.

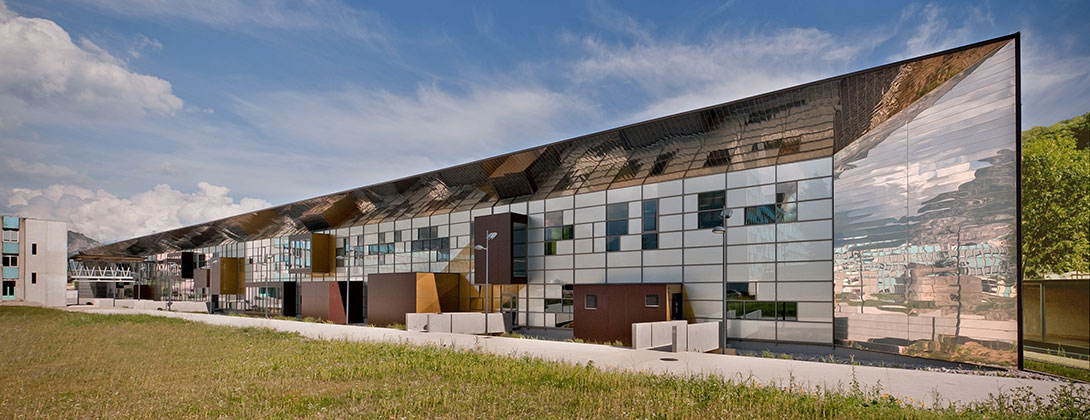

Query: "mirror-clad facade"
<box><xmin>80</xmin><ymin>35</ymin><xmax>1020</xmax><ymax>367</ymax></box>
<box><xmin>833</xmin><ymin>40</ymin><xmax>1018</xmax><ymax>366</ymax></box>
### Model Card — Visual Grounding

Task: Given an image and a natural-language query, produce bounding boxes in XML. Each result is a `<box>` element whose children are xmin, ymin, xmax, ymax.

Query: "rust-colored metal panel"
<box><xmin>366</xmin><ymin>273</ymin><xmax>418</xmax><ymax>327</ymax></box>
<box><xmin>301</xmin><ymin>281</ymin><xmax>344</xmax><ymax>323</ymax></box>
<box><xmin>573</xmin><ymin>284</ymin><xmax>675</xmax><ymax>346</ymax></box>
<box><xmin>473</xmin><ymin>213</ymin><xmax>527</xmax><ymax>285</ymax></box>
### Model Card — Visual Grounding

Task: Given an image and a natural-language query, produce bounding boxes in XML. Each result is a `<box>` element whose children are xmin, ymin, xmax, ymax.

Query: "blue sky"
<box><xmin>1</xmin><ymin>0</ymin><xmax>1088</xmax><ymax>242</ymax></box>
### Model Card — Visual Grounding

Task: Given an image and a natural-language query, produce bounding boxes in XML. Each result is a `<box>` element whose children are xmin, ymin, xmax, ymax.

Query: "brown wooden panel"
<box><xmin>573</xmin><ymin>284</ymin><xmax>674</xmax><ymax>346</ymax></box>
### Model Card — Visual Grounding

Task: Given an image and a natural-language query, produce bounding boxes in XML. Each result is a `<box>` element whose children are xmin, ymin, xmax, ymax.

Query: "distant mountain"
<box><xmin>68</xmin><ymin>231</ymin><xmax>102</xmax><ymax>256</ymax></box>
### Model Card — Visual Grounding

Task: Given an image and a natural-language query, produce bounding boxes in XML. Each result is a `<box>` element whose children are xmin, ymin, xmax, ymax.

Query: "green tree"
<box><xmin>1021</xmin><ymin>112</ymin><xmax>1090</xmax><ymax>278</ymax></box>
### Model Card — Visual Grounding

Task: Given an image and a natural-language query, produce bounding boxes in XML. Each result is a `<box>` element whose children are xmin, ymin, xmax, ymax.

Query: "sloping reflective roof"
<box><xmin>82</xmin><ymin>35</ymin><xmax>1014</xmax><ymax>258</ymax></box>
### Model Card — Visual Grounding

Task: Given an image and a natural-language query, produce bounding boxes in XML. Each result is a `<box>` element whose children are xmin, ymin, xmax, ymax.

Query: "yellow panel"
<box><xmin>218</xmin><ymin>257</ymin><xmax>244</xmax><ymax>295</ymax></box>
<box><xmin>415</xmin><ymin>273</ymin><xmax>441</xmax><ymax>313</ymax></box>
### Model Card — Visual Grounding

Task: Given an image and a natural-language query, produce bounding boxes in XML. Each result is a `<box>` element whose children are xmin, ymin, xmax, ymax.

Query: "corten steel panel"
<box><xmin>78</xmin><ymin>35</ymin><xmax>1023</xmax><ymax>260</ymax></box>
<box><xmin>574</xmin><ymin>284</ymin><xmax>674</xmax><ymax>346</ymax></box>
<box><xmin>301</xmin><ymin>282</ymin><xmax>345</xmax><ymax>323</ymax></box>
<box><xmin>833</xmin><ymin>39</ymin><xmax>1018</xmax><ymax>367</ymax></box>
<box><xmin>192</xmin><ymin>268</ymin><xmax>210</xmax><ymax>288</ymax></box>
<box><xmin>367</xmin><ymin>273</ymin><xmax>418</xmax><ymax>327</ymax></box>
<box><xmin>180</xmin><ymin>252</ymin><xmax>195</xmax><ymax>279</ymax></box>
<box><xmin>473</xmin><ymin>213</ymin><xmax>528</xmax><ymax>285</ymax></box>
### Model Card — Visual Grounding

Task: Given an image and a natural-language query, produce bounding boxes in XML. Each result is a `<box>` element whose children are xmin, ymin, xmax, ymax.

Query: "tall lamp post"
<box><xmin>336</xmin><ymin>247</ymin><xmax>360</xmax><ymax>325</ymax></box>
<box><xmin>711</xmin><ymin>208</ymin><xmax>733</xmax><ymax>353</ymax></box>
<box><xmin>474</xmin><ymin>231</ymin><xmax>498</xmax><ymax>335</ymax></box>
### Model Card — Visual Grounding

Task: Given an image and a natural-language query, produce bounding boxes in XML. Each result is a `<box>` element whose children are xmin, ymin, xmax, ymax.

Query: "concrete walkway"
<box><xmin>68</xmin><ymin>306</ymin><xmax>1085</xmax><ymax>408</ymax></box>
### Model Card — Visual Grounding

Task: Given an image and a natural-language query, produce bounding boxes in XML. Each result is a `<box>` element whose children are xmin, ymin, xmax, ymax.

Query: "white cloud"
<box><xmin>6</xmin><ymin>182</ymin><xmax>272</xmax><ymax>243</ymax></box>
<box><xmin>74</xmin><ymin>0</ymin><xmax>386</xmax><ymax>44</ymax></box>
<box><xmin>234</xmin><ymin>83</ymin><xmax>596</xmax><ymax>172</ymax></box>
<box><xmin>890</xmin><ymin>3</ymin><xmax>993</xmax><ymax>61</ymax></box>
<box><xmin>568</xmin><ymin>27</ymin><xmax>873</xmax><ymax>121</ymax></box>
<box><xmin>0</xmin><ymin>1</ymin><xmax>183</xmax><ymax>126</ymax></box>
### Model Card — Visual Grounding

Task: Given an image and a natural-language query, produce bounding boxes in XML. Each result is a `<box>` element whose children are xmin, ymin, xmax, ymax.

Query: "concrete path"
<box><xmin>68</xmin><ymin>306</ymin><xmax>1085</xmax><ymax>408</ymax></box>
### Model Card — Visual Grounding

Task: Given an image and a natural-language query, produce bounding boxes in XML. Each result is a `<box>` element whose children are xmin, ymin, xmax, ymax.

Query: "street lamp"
<box><xmin>336</xmin><ymin>248</ymin><xmax>361</xmax><ymax>326</ymax></box>
<box><xmin>711</xmin><ymin>208</ymin><xmax>733</xmax><ymax>353</ymax></box>
<box><xmin>474</xmin><ymin>231</ymin><xmax>499</xmax><ymax>335</ymax></box>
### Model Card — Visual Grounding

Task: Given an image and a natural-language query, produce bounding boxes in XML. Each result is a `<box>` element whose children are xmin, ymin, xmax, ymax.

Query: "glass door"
<box><xmin>1</xmin><ymin>281</ymin><xmax>14</xmax><ymax>300</ymax></box>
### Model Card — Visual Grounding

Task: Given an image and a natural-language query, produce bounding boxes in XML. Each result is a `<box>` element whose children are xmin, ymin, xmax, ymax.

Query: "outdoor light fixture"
<box><xmin>711</xmin><ymin>208</ymin><xmax>733</xmax><ymax>353</ymax></box>
<box><xmin>474</xmin><ymin>231</ymin><xmax>499</xmax><ymax>334</ymax></box>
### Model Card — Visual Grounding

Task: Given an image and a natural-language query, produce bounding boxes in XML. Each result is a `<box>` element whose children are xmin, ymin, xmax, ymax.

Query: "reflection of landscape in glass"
<box><xmin>833</xmin><ymin>41</ymin><xmax>1018</xmax><ymax>366</ymax></box>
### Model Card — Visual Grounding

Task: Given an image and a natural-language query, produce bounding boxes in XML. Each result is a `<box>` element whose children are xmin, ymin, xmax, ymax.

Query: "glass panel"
<box><xmin>641</xmin><ymin>233</ymin><xmax>658</xmax><ymax>250</ymax></box>
<box><xmin>697</xmin><ymin>210</ymin><xmax>722</xmax><ymax>229</ymax></box>
<box><xmin>544</xmin><ymin>242</ymin><xmax>557</xmax><ymax>256</ymax></box>
<box><xmin>779</xmin><ymin>302</ymin><xmax>798</xmax><ymax>320</ymax></box>
<box><xmin>606</xmin><ymin>203</ymin><xmax>628</xmax><ymax>221</ymax></box>
<box><xmin>584</xmin><ymin>294</ymin><xmax>597</xmax><ymax>309</ymax></box>
<box><xmin>605</xmin><ymin>220</ymin><xmax>628</xmax><ymax>236</ymax></box>
<box><xmin>697</xmin><ymin>191</ymin><xmax>725</xmax><ymax>211</ymax></box>
<box><xmin>776</xmin><ymin>202</ymin><xmax>798</xmax><ymax>223</ymax></box>
<box><xmin>642</xmin><ymin>216</ymin><xmax>657</xmax><ymax>232</ymax></box>
<box><xmin>776</xmin><ymin>182</ymin><xmax>797</xmax><ymax>203</ymax></box>
<box><xmin>744</xmin><ymin>205</ymin><xmax>776</xmax><ymax>225</ymax></box>
<box><xmin>644</xmin><ymin>294</ymin><xmax>660</xmax><ymax>307</ymax></box>
<box><xmin>605</xmin><ymin>236</ymin><xmax>620</xmax><ymax>252</ymax></box>
<box><xmin>725</xmin><ymin>282</ymin><xmax>757</xmax><ymax>300</ymax></box>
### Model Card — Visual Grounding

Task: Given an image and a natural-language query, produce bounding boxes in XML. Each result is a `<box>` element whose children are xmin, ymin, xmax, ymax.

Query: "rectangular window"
<box><xmin>394</xmin><ymin>230</ymin><xmax>403</xmax><ymax>242</ymax></box>
<box><xmin>606</xmin><ymin>203</ymin><xmax>628</xmax><ymax>220</ymax></box>
<box><xmin>435</xmin><ymin>250</ymin><xmax>450</xmax><ymax>262</ymax></box>
<box><xmin>31</xmin><ymin>272</ymin><xmax>36</xmax><ymax>284</ymax></box>
<box><xmin>584</xmin><ymin>294</ymin><xmax>598</xmax><ymax>310</ymax></box>
<box><xmin>697</xmin><ymin>211</ymin><xmax>723</xmax><ymax>229</ymax></box>
<box><xmin>697</xmin><ymin>191</ymin><xmax>726</xmax><ymax>229</ymax></box>
<box><xmin>744</xmin><ymin>205</ymin><xmax>777</xmax><ymax>225</ymax></box>
<box><xmin>544</xmin><ymin>241</ymin><xmax>557</xmax><ymax>256</ymax></box>
<box><xmin>697</xmin><ymin>191</ymin><xmax>725</xmax><ymax>210</ymax></box>
<box><xmin>644</xmin><ymin>294</ymin><xmax>660</xmax><ymax>307</ymax></box>
<box><xmin>777</xmin><ymin>203</ymin><xmax>798</xmax><ymax>223</ymax></box>
<box><xmin>642</xmin><ymin>200</ymin><xmax>657</xmax><ymax>231</ymax></box>
<box><xmin>31</xmin><ymin>243</ymin><xmax>36</xmax><ymax>255</ymax></box>
<box><xmin>1</xmin><ymin>256</ymin><xmax>14</xmax><ymax>267</ymax></box>
<box><xmin>544</xmin><ymin>226</ymin><xmax>574</xmax><ymax>241</ymax></box>
<box><xmin>1</xmin><ymin>230</ymin><xmax>15</xmax><ymax>242</ymax></box>
<box><xmin>778</xmin><ymin>302</ymin><xmax>798</xmax><ymax>321</ymax></box>
<box><xmin>725</xmin><ymin>282</ymin><xmax>757</xmax><ymax>300</ymax></box>
<box><xmin>605</xmin><ymin>220</ymin><xmax>627</xmax><ymax>236</ymax></box>
<box><xmin>641</xmin><ymin>233</ymin><xmax>658</xmax><ymax>250</ymax></box>
<box><xmin>776</xmin><ymin>182</ymin><xmax>797</xmax><ymax>203</ymax></box>
<box><xmin>605</xmin><ymin>236</ymin><xmax>620</xmax><ymax>252</ymax></box>
<box><xmin>418</xmin><ymin>226</ymin><xmax>438</xmax><ymax>240</ymax></box>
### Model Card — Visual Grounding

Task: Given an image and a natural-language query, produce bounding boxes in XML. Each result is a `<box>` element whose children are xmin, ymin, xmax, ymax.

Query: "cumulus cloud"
<box><xmin>6</xmin><ymin>182</ymin><xmax>271</xmax><ymax>243</ymax></box>
<box><xmin>0</xmin><ymin>1</ymin><xmax>183</xmax><ymax>126</ymax></box>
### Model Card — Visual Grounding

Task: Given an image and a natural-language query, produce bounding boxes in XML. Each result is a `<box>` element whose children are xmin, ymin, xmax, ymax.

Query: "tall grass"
<box><xmin>0</xmin><ymin>307</ymin><xmax>1085</xmax><ymax>419</ymax></box>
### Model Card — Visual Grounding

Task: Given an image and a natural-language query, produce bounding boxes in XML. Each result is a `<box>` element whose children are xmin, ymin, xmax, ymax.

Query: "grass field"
<box><xmin>0</xmin><ymin>307</ymin><xmax>1086</xmax><ymax>419</ymax></box>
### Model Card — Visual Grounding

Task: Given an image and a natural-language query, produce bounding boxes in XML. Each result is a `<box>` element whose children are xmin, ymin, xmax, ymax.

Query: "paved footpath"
<box><xmin>68</xmin><ymin>306</ymin><xmax>1085</xmax><ymax>407</ymax></box>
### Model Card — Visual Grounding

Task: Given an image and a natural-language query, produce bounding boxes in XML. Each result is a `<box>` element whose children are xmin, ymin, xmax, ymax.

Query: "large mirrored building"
<box><xmin>81</xmin><ymin>35</ymin><xmax>1021</xmax><ymax>367</ymax></box>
